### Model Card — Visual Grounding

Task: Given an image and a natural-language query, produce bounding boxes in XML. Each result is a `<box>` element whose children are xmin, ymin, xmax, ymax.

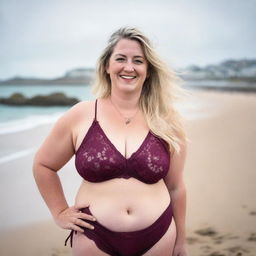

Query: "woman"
<box><xmin>33</xmin><ymin>27</ymin><xmax>188</xmax><ymax>256</ymax></box>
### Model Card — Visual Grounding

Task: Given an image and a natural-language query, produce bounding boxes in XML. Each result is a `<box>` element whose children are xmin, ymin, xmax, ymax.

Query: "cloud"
<box><xmin>0</xmin><ymin>0</ymin><xmax>255</xmax><ymax>79</ymax></box>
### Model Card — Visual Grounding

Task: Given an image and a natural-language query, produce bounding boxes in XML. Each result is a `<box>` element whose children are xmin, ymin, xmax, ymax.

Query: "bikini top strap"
<box><xmin>94</xmin><ymin>99</ymin><xmax>98</xmax><ymax>121</ymax></box>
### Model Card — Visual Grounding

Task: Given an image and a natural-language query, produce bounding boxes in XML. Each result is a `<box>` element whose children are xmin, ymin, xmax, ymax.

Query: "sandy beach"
<box><xmin>0</xmin><ymin>89</ymin><xmax>256</xmax><ymax>256</ymax></box>
<box><xmin>185</xmin><ymin>90</ymin><xmax>256</xmax><ymax>255</ymax></box>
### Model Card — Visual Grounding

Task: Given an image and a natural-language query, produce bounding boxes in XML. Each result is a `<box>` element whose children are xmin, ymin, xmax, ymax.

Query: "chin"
<box><xmin>119</xmin><ymin>84</ymin><xmax>141</xmax><ymax>93</ymax></box>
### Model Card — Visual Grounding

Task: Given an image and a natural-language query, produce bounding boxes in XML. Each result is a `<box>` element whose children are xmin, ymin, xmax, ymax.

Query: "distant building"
<box><xmin>180</xmin><ymin>59</ymin><xmax>256</xmax><ymax>80</ymax></box>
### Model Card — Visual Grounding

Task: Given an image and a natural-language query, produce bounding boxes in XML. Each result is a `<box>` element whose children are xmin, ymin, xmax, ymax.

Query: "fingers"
<box><xmin>72</xmin><ymin>217</ymin><xmax>95</xmax><ymax>230</ymax></box>
<box><xmin>76</xmin><ymin>212</ymin><xmax>97</xmax><ymax>221</ymax></box>
<box><xmin>56</xmin><ymin>205</ymin><xmax>97</xmax><ymax>233</ymax></box>
<box><xmin>63</xmin><ymin>216</ymin><xmax>95</xmax><ymax>233</ymax></box>
<box><xmin>73</xmin><ymin>203</ymin><xmax>97</xmax><ymax>221</ymax></box>
<box><xmin>68</xmin><ymin>223</ymin><xmax>84</xmax><ymax>233</ymax></box>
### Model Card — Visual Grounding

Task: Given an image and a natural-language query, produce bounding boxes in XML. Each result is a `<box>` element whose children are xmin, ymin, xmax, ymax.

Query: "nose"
<box><xmin>123</xmin><ymin>61</ymin><xmax>135</xmax><ymax>72</ymax></box>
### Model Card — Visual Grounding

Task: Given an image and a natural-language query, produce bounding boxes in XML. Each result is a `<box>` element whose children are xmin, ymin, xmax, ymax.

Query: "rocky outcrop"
<box><xmin>0</xmin><ymin>92</ymin><xmax>79</xmax><ymax>106</ymax></box>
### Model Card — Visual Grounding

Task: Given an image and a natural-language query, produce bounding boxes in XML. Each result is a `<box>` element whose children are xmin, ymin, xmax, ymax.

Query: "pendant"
<box><xmin>125</xmin><ymin>118</ymin><xmax>131</xmax><ymax>125</ymax></box>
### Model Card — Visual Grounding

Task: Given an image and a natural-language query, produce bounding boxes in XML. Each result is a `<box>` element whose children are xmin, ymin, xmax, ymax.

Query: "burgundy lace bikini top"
<box><xmin>75</xmin><ymin>99</ymin><xmax>170</xmax><ymax>184</ymax></box>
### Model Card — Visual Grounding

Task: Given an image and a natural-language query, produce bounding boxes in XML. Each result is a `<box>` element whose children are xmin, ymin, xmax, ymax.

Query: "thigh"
<box><xmin>143</xmin><ymin>219</ymin><xmax>176</xmax><ymax>256</ymax></box>
<box><xmin>72</xmin><ymin>231</ymin><xmax>110</xmax><ymax>256</ymax></box>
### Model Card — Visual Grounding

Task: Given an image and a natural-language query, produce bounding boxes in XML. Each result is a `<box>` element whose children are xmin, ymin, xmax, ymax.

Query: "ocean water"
<box><xmin>0</xmin><ymin>84</ymin><xmax>94</xmax><ymax>130</ymax></box>
<box><xmin>0</xmin><ymin>84</ymin><xmax>210</xmax><ymax>136</ymax></box>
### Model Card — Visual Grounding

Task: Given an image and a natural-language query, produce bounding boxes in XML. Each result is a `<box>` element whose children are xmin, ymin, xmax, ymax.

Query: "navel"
<box><xmin>126</xmin><ymin>208</ymin><xmax>132</xmax><ymax>215</ymax></box>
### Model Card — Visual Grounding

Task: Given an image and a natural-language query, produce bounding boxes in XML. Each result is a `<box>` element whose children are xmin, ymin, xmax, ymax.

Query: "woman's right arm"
<box><xmin>32</xmin><ymin>103</ymin><xmax>96</xmax><ymax>232</ymax></box>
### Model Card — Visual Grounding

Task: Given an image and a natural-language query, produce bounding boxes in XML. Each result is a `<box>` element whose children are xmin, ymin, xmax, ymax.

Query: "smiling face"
<box><xmin>106</xmin><ymin>39</ymin><xmax>148</xmax><ymax>94</ymax></box>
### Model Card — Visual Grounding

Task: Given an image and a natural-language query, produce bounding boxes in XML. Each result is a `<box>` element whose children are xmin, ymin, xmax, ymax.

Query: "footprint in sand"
<box><xmin>226</xmin><ymin>234</ymin><xmax>240</xmax><ymax>240</ymax></box>
<box><xmin>211</xmin><ymin>233</ymin><xmax>239</xmax><ymax>244</ymax></box>
<box><xmin>224</xmin><ymin>245</ymin><xmax>249</xmax><ymax>254</ymax></box>
<box><xmin>206</xmin><ymin>251</ymin><xmax>226</xmax><ymax>256</ymax></box>
<box><xmin>211</xmin><ymin>235</ymin><xmax>225</xmax><ymax>244</ymax></box>
<box><xmin>186</xmin><ymin>236</ymin><xmax>200</xmax><ymax>244</ymax></box>
<box><xmin>248</xmin><ymin>232</ymin><xmax>256</xmax><ymax>242</ymax></box>
<box><xmin>195</xmin><ymin>227</ymin><xmax>217</xmax><ymax>237</ymax></box>
<box><xmin>200</xmin><ymin>245</ymin><xmax>212</xmax><ymax>253</ymax></box>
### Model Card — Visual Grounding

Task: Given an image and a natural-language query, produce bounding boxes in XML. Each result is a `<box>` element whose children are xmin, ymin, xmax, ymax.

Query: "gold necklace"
<box><xmin>109</xmin><ymin>97</ymin><xmax>139</xmax><ymax>125</ymax></box>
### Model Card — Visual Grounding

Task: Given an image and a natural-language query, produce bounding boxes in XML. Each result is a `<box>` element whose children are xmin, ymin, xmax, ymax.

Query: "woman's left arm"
<box><xmin>164</xmin><ymin>139</ymin><xmax>188</xmax><ymax>255</ymax></box>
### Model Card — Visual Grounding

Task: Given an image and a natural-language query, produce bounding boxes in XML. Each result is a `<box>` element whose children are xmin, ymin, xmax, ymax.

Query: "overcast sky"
<box><xmin>1</xmin><ymin>0</ymin><xmax>255</xmax><ymax>79</ymax></box>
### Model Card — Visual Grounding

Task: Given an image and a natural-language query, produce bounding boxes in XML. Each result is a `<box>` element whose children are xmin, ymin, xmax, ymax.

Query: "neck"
<box><xmin>109</xmin><ymin>91</ymin><xmax>140</xmax><ymax>112</ymax></box>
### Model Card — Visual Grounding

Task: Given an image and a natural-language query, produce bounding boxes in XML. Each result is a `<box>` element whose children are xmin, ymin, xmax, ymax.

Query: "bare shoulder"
<box><xmin>63</xmin><ymin>100</ymin><xmax>93</xmax><ymax>122</ymax></box>
<box><xmin>58</xmin><ymin>100</ymin><xmax>96</xmax><ymax>130</ymax></box>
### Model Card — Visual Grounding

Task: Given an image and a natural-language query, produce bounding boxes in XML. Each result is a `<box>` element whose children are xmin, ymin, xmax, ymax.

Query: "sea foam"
<box><xmin>0</xmin><ymin>112</ymin><xmax>64</xmax><ymax>135</ymax></box>
<box><xmin>0</xmin><ymin>147</ymin><xmax>37</xmax><ymax>164</ymax></box>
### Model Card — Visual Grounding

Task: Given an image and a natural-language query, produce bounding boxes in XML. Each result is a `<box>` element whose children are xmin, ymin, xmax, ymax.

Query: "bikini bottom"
<box><xmin>65</xmin><ymin>201</ymin><xmax>173</xmax><ymax>256</ymax></box>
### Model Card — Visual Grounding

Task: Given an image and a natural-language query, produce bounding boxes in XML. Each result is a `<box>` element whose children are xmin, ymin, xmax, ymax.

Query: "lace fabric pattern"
<box><xmin>75</xmin><ymin>120</ymin><xmax>170</xmax><ymax>184</ymax></box>
<box><xmin>129</xmin><ymin>134</ymin><xmax>170</xmax><ymax>183</ymax></box>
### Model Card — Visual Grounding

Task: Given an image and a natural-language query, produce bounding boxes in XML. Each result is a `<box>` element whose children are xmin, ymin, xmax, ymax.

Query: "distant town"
<box><xmin>0</xmin><ymin>59</ymin><xmax>256</xmax><ymax>85</ymax></box>
<box><xmin>181</xmin><ymin>59</ymin><xmax>256</xmax><ymax>82</ymax></box>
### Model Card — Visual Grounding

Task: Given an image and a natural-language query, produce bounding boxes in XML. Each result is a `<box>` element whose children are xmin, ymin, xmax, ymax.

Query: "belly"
<box><xmin>75</xmin><ymin>177</ymin><xmax>171</xmax><ymax>232</ymax></box>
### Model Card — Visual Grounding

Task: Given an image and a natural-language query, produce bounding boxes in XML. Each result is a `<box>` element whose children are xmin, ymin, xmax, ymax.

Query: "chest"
<box><xmin>75</xmin><ymin>121</ymin><xmax>170</xmax><ymax>184</ymax></box>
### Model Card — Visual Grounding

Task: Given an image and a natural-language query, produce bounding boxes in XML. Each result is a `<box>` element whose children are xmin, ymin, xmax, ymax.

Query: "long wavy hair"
<box><xmin>91</xmin><ymin>27</ymin><xmax>189</xmax><ymax>156</ymax></box>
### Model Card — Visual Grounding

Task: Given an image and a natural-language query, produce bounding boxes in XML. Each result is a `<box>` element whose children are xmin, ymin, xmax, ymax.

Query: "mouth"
<box><xmin>119</xmin><ymin>75</ymin><xmax>136</xmax><ymax>80</ymax></box>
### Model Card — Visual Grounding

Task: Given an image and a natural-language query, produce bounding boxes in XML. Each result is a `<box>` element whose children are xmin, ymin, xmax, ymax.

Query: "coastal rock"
<box><xmin>0</xmin><ymin>93</ymin><xmax>27</xmax><ymax>105</ymax></box>
<box><xmin>0</xmin><ymin>92</ymin><xmax>79</xmax><ymax>106</ymax></box>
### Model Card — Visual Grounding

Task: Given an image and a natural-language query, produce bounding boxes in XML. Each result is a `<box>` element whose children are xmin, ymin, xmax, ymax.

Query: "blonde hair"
<box><xmin>91</xmin><ymin>27</ymin><xmax>189</xmax><ymax>156</ymax></box>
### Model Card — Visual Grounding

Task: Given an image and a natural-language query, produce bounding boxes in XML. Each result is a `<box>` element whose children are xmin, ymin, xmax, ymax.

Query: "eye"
<box><xmin>116</xmin><ymin>58</ymin><xmax>125</xmax><ymax>62</ymax></box>
<box><xmin>134</xmin><ymin>59</ymin><xmax>143</xmax><ymax>64</ymax></box>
